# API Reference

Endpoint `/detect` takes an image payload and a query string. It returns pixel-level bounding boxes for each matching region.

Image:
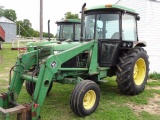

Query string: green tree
[43,32,54,38]
[16,19,33,37]
[0,8,4,16]
[33,31,40,37]
[17,20,48,37]
[3,9,17,22]
[65,12,79,19]
[23,19,32,27]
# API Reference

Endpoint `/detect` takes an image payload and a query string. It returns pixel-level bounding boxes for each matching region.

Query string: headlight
[127,42,132,47]
[121,42,132,48]
[122,42,127,47]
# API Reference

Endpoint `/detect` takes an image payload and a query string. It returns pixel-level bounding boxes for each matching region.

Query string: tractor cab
[83,4,144,67]
[56,19,81,41]
[26,19,81,52]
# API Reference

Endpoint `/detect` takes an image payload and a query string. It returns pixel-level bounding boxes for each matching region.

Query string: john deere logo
[51,61,56,68]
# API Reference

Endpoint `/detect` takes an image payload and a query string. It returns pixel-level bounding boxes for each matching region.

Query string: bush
[149,72,160,80]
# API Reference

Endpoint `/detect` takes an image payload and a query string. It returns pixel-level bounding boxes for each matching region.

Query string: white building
[0,16,16,43]
[118,0,160,73]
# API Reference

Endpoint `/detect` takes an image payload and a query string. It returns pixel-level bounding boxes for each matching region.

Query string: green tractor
[25,19,81,95]
[0,3,149,120]
[56,19,81,41]
[26,19,81,49]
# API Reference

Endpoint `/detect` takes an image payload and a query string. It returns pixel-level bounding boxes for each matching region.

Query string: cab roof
[84,4,138,15]
[56,19,81,24]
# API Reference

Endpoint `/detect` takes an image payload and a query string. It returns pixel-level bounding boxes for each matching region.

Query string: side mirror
[136,16,140,21]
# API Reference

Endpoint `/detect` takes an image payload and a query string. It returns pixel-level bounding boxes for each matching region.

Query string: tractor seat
[111,32,120,39]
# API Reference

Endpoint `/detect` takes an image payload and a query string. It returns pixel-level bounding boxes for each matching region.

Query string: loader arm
[0,40,97,120]
[32,40,96,119]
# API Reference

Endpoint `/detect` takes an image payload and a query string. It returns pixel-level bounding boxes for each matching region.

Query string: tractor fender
[133,41,146,48]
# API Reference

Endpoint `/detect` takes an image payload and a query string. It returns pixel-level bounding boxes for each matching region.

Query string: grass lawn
[0,43,160,120]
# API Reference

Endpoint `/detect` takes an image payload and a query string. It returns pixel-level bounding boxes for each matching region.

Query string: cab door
[96,13,121,67]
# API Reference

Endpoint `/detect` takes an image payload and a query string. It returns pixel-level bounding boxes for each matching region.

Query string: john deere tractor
[56,19,81,41]
[27,19,81,45]
[0,3,149,120]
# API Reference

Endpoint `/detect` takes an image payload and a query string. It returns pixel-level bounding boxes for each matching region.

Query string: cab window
[122,14,137,41]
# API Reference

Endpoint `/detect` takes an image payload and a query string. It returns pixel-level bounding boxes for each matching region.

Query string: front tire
[116,48,149,95]
[70,80,100,116]
[25,81,53,96]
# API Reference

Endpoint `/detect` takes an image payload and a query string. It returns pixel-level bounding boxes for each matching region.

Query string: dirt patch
[5,67,10,71]
[146,86,160,90]
[147,79,158,82]
[0,73,9,81]
[0,74,5,77]
[127,94,160,115]
[0,74,8,77]
[0,84,9,89]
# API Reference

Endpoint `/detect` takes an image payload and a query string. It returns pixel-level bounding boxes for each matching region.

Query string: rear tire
[70,80,100,117]
[116,48,149,95]
[25,81,53,96]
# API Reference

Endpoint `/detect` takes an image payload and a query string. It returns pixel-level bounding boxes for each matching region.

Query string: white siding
[0,22,16,43]
[0,17,16,43]
[118,0,160,73]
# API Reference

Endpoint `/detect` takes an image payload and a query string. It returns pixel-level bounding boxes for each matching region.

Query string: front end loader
[0,3,149,120]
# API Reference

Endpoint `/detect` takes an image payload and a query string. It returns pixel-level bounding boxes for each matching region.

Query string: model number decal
[51,61,56,68]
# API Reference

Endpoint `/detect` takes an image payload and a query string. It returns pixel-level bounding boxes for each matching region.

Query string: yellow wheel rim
[133,58,146,85]
[83,90,96,110]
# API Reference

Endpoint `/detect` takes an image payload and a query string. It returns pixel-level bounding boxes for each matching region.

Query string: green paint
[85,4,138,14]
[56,19,81,23]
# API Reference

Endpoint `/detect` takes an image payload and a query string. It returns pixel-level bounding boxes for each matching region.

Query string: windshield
[57,24,73,41]
[56,23,81,41]
[84,13,120,40]
[75,24,81,41]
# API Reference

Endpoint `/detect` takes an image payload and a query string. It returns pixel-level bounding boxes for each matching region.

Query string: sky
[0,0,119,35]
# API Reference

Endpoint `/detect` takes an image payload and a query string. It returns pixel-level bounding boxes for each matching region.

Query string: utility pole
[40,0,43,40]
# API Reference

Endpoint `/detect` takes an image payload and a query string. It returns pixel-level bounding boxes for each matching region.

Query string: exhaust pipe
[80,3,86,42]
[48,20,50,41]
